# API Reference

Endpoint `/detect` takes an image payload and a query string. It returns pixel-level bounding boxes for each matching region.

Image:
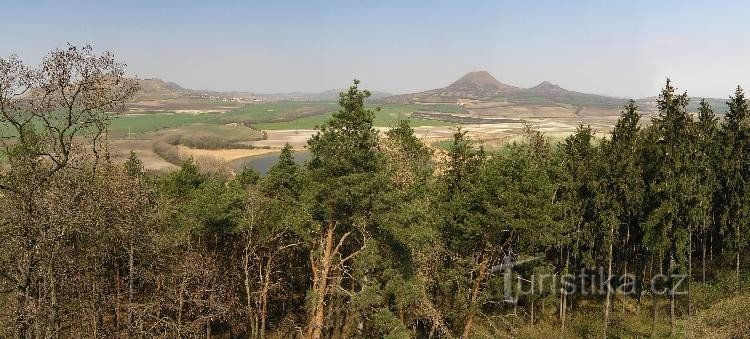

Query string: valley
[111,71,669,172]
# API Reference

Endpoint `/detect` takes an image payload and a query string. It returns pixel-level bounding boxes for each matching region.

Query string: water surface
[230,150,311,175]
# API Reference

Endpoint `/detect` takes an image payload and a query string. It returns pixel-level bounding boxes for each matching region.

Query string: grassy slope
[254,103,459,130]
[683,293,750,338]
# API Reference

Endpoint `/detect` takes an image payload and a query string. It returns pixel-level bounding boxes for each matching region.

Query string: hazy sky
[2,0,748,98]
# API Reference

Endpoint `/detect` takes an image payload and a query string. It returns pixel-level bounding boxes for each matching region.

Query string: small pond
[230,150,311,175]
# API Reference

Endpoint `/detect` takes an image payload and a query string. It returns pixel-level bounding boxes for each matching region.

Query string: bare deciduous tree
[0,44,137,338]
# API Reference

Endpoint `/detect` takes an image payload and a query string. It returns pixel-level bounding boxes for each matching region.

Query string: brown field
[109,138,178,172]
[470,105,577,118]
[107,115,623,172]
[105,104,628,173]
[126,97,244,113]
[176,145,278,162]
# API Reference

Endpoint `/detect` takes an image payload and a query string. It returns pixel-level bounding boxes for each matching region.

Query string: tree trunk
[560,288,566,337]
[702,228,706,285]
[737,252,741,283]
[651,295,658,337]
[243,238,258,338]
[115,267,121,333]
[48,259,59,339]
[177,279,185,338]
[650,255,659,337]
[669,253,675,336]
[16,257,32,339]
[462,255,488,338]
[692,231,693,315]
[734,220,742,286]
[738,223,742,282]
[306,220,337,339]
[603,224,614,337]
[128,238,135,335]
[670,287,675,336]
[260,260,272,339]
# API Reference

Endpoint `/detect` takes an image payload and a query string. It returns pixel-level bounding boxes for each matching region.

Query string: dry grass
[176,145,278,162]
[126,97,243,113]
[683,293,750,338]
[108,139,178,172]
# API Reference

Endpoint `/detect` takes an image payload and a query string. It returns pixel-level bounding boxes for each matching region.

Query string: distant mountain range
[381,70,728,113]
[132,78,259,102]
[258,89,392,102]
[132,73,729,114]
[131,78,391,103]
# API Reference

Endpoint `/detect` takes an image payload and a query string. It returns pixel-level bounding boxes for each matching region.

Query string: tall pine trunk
[603,224,614,337]
[692,231,693,315]
[702,228,706,285]
[669,253,675,336]
[736,223,741,282]
[128,238,135,334]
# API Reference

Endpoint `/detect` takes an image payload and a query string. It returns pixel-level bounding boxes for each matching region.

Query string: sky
[1,0,749,98]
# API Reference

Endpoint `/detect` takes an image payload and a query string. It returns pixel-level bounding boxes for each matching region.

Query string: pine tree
[261,143,301,199]
[718,86,750,282]
[124,151,145,178]
[558,125,598,272]
[600,99,645,334]
[304,80,386,339]
[694,99,719,285]
[644,79,693,334]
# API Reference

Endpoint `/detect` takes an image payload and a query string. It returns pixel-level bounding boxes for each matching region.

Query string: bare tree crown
[0,44,138,184]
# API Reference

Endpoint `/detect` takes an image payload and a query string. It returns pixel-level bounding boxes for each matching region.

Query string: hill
[382,71,625,109]
[132,78,259,102]
[383,70,518,104]
[133,79,391,103]
[258,88,392,102]
[126,78,259,112]
[512,80,627,109]
[129,78,190,101]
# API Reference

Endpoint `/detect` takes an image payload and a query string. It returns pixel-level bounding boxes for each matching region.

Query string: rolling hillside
[382,70,732,117]
[382,70,627,108]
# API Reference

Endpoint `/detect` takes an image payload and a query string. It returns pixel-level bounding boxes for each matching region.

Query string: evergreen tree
[261,143,302,199]
[718,86,750,281]
[124,150,145,178]
[644,79,694,333]
[694,99,719,284]
[383,120,433,186]
[558,124,599,272]
[600,100,645,333]
[304,80,388,338]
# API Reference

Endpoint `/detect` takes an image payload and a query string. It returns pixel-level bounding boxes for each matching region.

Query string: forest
[1,46,750,338]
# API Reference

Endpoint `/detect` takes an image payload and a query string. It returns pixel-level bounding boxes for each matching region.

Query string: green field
[175,124,263,140]
[254,103,460,130]
[1,102,461,142]
[220,102,338,124]
[108,112,221,137]
[254,113,333,130]
[106,102,460,136]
